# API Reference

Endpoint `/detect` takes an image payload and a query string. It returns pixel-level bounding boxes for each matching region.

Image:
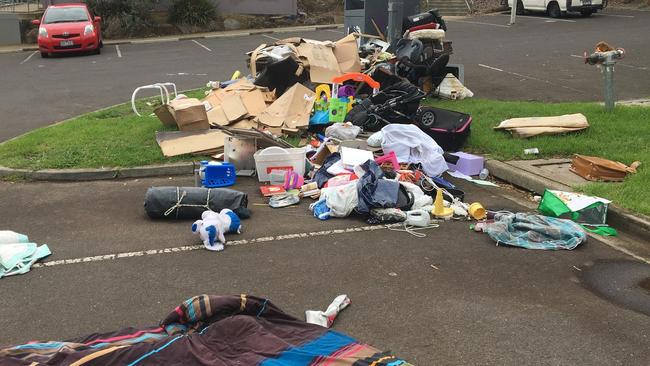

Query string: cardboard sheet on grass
[494,113,589,138]
[257,83,316,129]
[156,130,225,157]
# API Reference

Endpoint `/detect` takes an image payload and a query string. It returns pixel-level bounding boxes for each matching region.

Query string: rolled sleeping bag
[144,186,250,220]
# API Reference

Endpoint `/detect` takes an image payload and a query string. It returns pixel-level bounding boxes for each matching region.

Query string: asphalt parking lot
[0,176,649,365]
[0,9,649,142]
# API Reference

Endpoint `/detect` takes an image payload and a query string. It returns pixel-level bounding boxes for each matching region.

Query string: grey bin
[343,0,420,37]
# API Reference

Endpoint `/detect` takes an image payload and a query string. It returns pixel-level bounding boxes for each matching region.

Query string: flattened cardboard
[156,130,225,157]
[207,106,229,126]
[229,118,259,130]
[334,34,362,74]
[168,98,209,131]
[296,42,341,84]
[240,89,267,117]
[221,94,248,122]
[257,83,315,129]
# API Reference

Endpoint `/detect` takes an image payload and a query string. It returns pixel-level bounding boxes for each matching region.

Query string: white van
[507,0,607,17]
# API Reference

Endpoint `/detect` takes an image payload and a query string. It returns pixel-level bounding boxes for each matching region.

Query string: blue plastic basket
[201,162,236,188]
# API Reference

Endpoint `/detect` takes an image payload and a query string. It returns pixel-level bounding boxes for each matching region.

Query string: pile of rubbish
[126,10,628,254]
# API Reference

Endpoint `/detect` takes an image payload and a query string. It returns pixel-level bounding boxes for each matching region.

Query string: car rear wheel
[40,52,49,58]
[547,2,561,18]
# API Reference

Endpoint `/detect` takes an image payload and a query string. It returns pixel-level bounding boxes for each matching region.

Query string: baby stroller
[346,81,473,151]
[346,80,425,132]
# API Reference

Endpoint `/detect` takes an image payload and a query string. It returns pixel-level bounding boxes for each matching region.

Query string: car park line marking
[446,19,510,28]
[261,34,281,41]
[192,39,212,52]
[20,51,37,65]
[31,224,403,269]
[115,45,122,58]
[599,14,634,18]
[496,14,576,23]
[479,63,584,93]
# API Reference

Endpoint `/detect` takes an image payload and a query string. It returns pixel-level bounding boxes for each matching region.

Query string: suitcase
[415,106,473,152]
[570,154,640,182]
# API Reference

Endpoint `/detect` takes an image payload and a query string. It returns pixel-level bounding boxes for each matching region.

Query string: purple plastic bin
[447,152,484,176]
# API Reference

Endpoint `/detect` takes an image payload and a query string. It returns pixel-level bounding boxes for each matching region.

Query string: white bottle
[0,231,29,244]
[479,168,489,180]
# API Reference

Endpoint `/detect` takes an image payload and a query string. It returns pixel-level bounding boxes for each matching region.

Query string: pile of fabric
[0,294,413,366]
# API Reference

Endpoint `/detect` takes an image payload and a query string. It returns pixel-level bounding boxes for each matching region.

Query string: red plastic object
[374,151,400,171]
[407,22,440,33]
[332,73,380,89]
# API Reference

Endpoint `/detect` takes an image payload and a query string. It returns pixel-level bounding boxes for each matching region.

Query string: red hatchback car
[32,3,102,58]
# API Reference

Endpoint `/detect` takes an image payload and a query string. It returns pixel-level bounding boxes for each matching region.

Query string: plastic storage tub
[254,147,306,182]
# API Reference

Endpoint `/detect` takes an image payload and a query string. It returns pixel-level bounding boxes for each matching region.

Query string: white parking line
[447,19,510,28]
[261,34,281,41]
[32,224,404,269]
[20,51,38,65]
[115,44,122,58]
[598,14,635,18]
[478,63,584,93]
[192,39,212,52]
[496,14,577,23]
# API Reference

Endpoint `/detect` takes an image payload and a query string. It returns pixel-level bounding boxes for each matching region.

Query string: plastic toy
[432,188,453,219]
[192,209,242,251]
[310,84,332,125]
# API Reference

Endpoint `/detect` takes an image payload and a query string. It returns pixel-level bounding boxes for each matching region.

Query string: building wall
[0,13,22,46]
[42,0,297,16]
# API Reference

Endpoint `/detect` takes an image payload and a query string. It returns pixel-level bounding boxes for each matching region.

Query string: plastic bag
[325,122,361,140]
[319,181,359,218]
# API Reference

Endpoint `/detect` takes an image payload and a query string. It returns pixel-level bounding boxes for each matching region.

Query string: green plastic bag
[538,189,611,226]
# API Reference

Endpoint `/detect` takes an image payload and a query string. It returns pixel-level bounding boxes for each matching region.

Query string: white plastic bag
[367,131,384,147]
[400,181,433,210]
[325,122,361,140]
[319,181,359,217]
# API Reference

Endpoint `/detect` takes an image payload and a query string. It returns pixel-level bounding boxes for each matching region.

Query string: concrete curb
[0,163,194,182]
[0,24,343,54]
[486,159,650,240]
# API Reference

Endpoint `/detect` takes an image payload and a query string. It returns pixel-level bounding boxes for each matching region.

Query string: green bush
[168,0,218,27]
[86,0,158,38]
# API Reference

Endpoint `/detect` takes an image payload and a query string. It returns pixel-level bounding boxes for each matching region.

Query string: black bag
[415,107,473,152]
[144,187,250,220]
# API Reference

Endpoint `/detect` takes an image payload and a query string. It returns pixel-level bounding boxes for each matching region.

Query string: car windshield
[43,7,89,24]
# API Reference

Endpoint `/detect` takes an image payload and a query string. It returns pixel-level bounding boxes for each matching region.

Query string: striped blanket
[0,295,413,366]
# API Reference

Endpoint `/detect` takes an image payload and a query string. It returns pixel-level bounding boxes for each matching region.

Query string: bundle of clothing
[0,294,413,366]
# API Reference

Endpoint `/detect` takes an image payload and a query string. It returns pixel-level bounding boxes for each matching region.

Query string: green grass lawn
[0,89,208,170]
[0,95,648,216]
[430,99,650,216]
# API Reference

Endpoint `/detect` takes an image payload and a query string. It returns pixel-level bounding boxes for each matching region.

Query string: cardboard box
[168,98,210,131]
[310,144,339,166]
[257,83,315,129]
[334,34,362,74]
[154,104,177,127]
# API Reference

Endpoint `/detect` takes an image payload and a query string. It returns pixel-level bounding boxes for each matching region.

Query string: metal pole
[603,60,615,111]
[509,0,517,25]
[387,0,404,45]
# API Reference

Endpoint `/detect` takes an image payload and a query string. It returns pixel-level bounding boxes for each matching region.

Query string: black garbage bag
[144,187,250,220]
[254,56,308,96]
